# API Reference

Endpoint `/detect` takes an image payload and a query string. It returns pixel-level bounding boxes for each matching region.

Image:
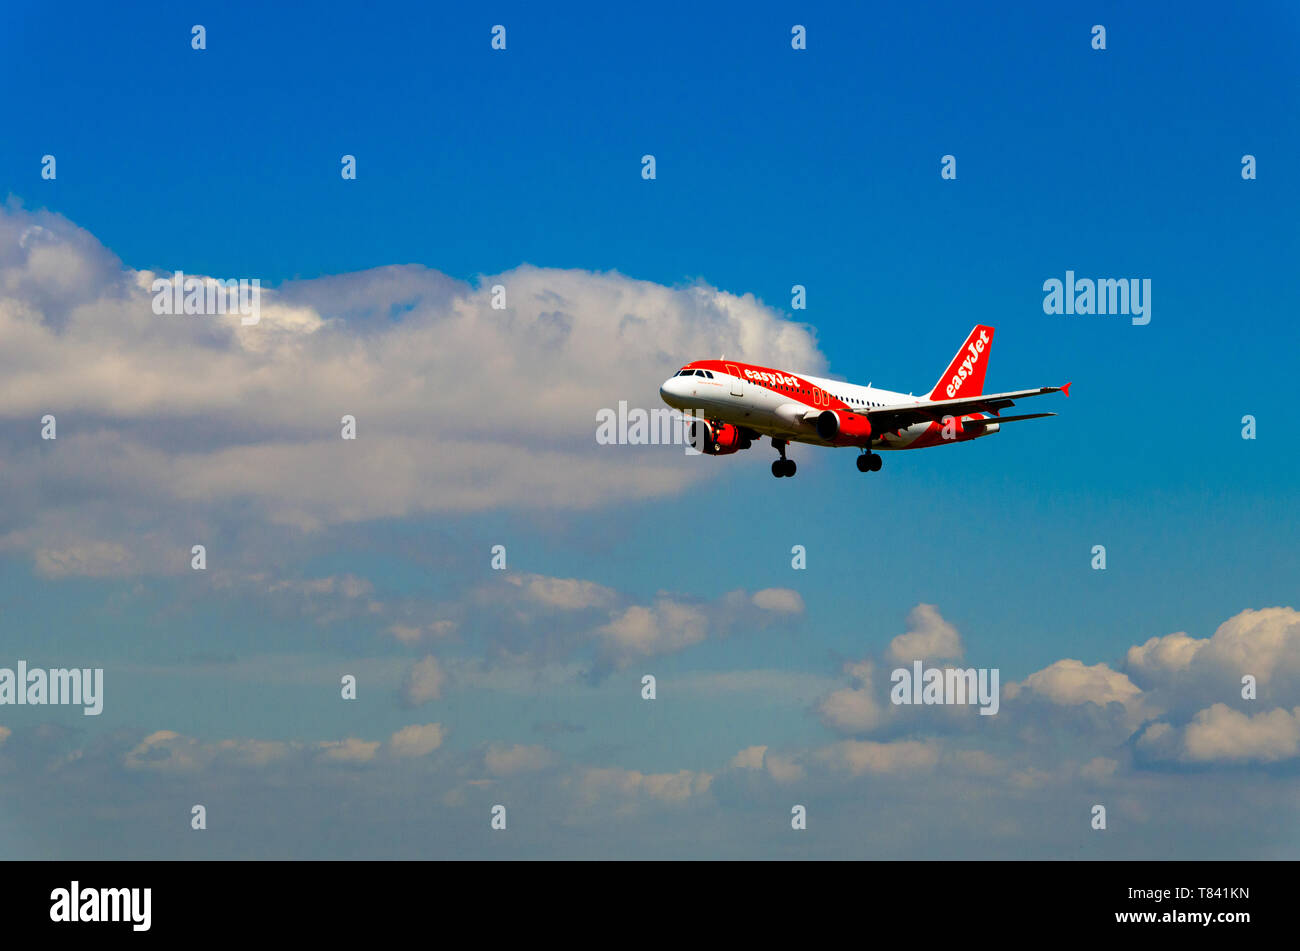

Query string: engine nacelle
[689,420,749,455]
[815,410,873,446]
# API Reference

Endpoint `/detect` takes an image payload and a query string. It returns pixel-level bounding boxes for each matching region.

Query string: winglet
[1061,381,1072,398]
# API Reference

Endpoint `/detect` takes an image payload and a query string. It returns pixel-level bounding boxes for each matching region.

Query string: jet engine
[689,420,750,455]
[815,410,873,446]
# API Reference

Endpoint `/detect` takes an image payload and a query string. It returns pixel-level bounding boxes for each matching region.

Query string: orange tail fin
[929,325,994,401]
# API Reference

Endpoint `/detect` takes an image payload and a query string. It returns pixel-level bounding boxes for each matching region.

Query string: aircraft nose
[660,376,683,405]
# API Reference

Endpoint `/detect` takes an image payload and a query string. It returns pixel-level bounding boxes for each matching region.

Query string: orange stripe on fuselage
[684,360,849,412]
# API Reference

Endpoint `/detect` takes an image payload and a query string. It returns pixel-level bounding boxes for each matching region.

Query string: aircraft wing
[863,384,1070,431]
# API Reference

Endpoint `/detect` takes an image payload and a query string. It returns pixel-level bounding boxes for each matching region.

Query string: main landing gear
[856,450,883,473]
[771,439,797,478]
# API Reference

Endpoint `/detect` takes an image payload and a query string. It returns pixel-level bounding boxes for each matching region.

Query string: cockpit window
[703,370,714,378]
[677,368,692,376]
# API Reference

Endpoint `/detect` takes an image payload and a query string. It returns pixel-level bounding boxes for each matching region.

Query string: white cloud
[388,723,447,758]
[821,739,940,776]
[507,574,617,611]
[886,604,963,663]
[0,206,825,574]
[818,659,887,734]
[1184,704,1300,762]
[1142,703,1300,764]
[594,597,710,666]
[751,588,804,614]
[400,655,447,706]
[1126,608,1300,708]
[34,541,132,579]
[123,731,198,772]
[1126,631,1202,675]
[764,753,805,784]
[385,620,456,644]
[728,745,804,782]
[731,746,767,769]
[1007,658,1143,709]
[586,587,806,669]
[124,730,294,772]
[315,738,381,764]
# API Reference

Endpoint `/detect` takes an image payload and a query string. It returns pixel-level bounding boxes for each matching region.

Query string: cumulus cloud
[584,586,806,670]
[123,730,203,772]
[1140,703,1300,764]
[315,738,382,765]
[818,659,888,734]
[818,606,986,737]
[727,744,805,783]
[764,753,806,783]
[1125,608,1300,710]
[1185,704,1300,762]
[388,723,447,758]
[886,604,963,663]
[594,597,710,665]
[32,601,1300,858]
[400,655,447,706]
[751,588,804,614]
[0,205,824,574]
[820,739,940,776]
[999,608,1300,753]
[1127,631,1203,675]
[1007,658,1143,709]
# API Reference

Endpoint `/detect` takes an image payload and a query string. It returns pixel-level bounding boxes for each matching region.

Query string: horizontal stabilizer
[962,412,1056,427]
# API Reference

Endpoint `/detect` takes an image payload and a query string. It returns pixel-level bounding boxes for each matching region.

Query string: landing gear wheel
[870,454,882,472]
[771,438,795,477]
[856,454,871,472]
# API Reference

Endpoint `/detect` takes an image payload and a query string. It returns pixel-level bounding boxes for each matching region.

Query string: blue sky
[1,0,1298,858]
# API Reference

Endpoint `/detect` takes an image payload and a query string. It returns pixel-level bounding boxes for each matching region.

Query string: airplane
[658,324,1069,477]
